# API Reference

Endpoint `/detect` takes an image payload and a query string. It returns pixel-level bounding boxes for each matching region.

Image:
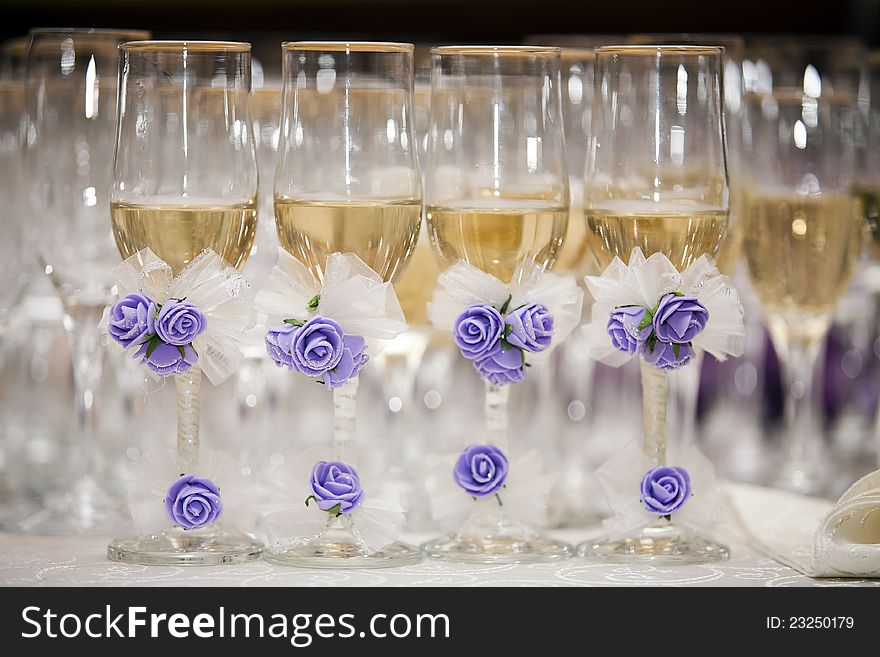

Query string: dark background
[2,0,880,72]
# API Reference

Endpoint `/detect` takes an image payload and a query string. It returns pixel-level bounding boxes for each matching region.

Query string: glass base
[107,526,263,566]
[4,476,127,536]
[577,522,729,564]
[264,528,422,569]
[421,505,572,563]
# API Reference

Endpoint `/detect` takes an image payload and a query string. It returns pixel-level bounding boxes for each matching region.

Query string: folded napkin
[728,472,880,578]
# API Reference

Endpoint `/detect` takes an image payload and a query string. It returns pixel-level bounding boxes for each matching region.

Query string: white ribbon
[429,449,553,528]
[100,248,254,385]
[255,249,407,355]
[257,448,407,554]
[428,259,584,362]
[582,247,745,366]
[124,445,257,538]
[596,439,725,537]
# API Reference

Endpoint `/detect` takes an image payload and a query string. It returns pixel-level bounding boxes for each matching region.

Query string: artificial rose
[453,444,509,497]
[108,293,156,348]
[642,340,692,370]
[134,341,199,377]
[265,323,299,369]
[505,303,553,353]
[473,341,525,386]
[154,300,207,346]
[308,461,364,514]
[652,293,709,344]
[290,316,345,377]
[453,304,504,360]
[640,466,691,515]
[321,334,369,388]
[607,305,649,355]
[164,474,223,529]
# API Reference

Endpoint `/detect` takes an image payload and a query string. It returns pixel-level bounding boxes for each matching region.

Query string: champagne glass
[268,41,422,567]
[17,28,149,535]
[423,45,570,562]
[741,90,861,494]
[580,46,731,562]
[107,41,262,564]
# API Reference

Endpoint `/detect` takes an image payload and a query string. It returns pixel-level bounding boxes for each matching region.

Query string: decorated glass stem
[641,361,668,467]
[104,41,262,565]
[332,378,359,462]
[484,383,511,452]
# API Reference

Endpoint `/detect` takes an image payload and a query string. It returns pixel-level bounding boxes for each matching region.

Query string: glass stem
[485,382,510,452]
[175,368,202,472]
[333,377,359,463]
[641,359,668,467]
[779,338,822,473]
[63,303,106,481]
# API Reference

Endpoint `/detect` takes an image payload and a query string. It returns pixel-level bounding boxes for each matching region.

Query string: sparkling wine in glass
[741,91,861,494]
[106,41,262,565]
[17,28,149,536]
[579,46,731,563]
[267,41,422,568]
[423,45,572,562]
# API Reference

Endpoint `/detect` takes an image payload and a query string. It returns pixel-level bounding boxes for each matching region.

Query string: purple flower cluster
[107,293,206,377]
[607,293,708,370]
[265,316,368,388]
[452,301,554,386]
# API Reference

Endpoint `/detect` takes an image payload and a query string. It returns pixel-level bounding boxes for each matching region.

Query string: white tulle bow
[100,248,254,385]
[124,446,256,537]
[255,249,407,355]
[597,439,725,536]
[429,449,553,528]
[582,247,745,366]
[428,259,584,361]
[257,449,406,554]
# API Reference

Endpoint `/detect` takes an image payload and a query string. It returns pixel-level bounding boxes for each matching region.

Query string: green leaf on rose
[307,293,321,312]
[673,343,680,359]
[645,333,658,353]
[326,502,342,517]
[283,318,305,327]
[144,335,163,359]
[504,323,513,338]
[304,495,316,508]
[637,307,654,332]
[177,345,187,359]
[499,295,512,315]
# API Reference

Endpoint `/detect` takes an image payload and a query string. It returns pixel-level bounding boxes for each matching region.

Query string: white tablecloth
[1,530,877,587]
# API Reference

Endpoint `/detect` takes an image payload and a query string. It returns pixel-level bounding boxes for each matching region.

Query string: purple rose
[506,303,553,353]
[155,300,206,346]
[108,293,156,348]
[453,304,504,360]
[642,340,692,370]
[607,305,650,355]
[653,294,708,344]
[473,341,525,386]
[266,323,299,369]
[640,466,691,515]
[453,444,509,497]
[134,341,199,377]
[292,316,345,376]
[308,461,364,514]
[321,334,369,388]
[164,474,222,529]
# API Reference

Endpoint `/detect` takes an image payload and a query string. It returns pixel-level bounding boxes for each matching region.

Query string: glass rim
[119,40,251,52]
[559,47,598,60]
[28,27,151,40]
[431,45,562,56]
[595,45,725,56]
[627,33,745,48]
[282,41,414,53]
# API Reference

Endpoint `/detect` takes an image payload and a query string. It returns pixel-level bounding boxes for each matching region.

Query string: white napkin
[728,471,880,578]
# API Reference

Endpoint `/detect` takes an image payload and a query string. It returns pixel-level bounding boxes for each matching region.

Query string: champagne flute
[107,41,262,564]
[268,41,422,567]
[17,28,149,535]
[580,46,731,562]
[741,90,861,494]
[423,45,570,562]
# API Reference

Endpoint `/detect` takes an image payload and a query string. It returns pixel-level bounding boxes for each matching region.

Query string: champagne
[854,183,880,260]
[585,201,730,271]
[555,179,595,275]
[742,192,860,343]
[110,199,258,274]
[273,197,421,283]
[426,200,567,283]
